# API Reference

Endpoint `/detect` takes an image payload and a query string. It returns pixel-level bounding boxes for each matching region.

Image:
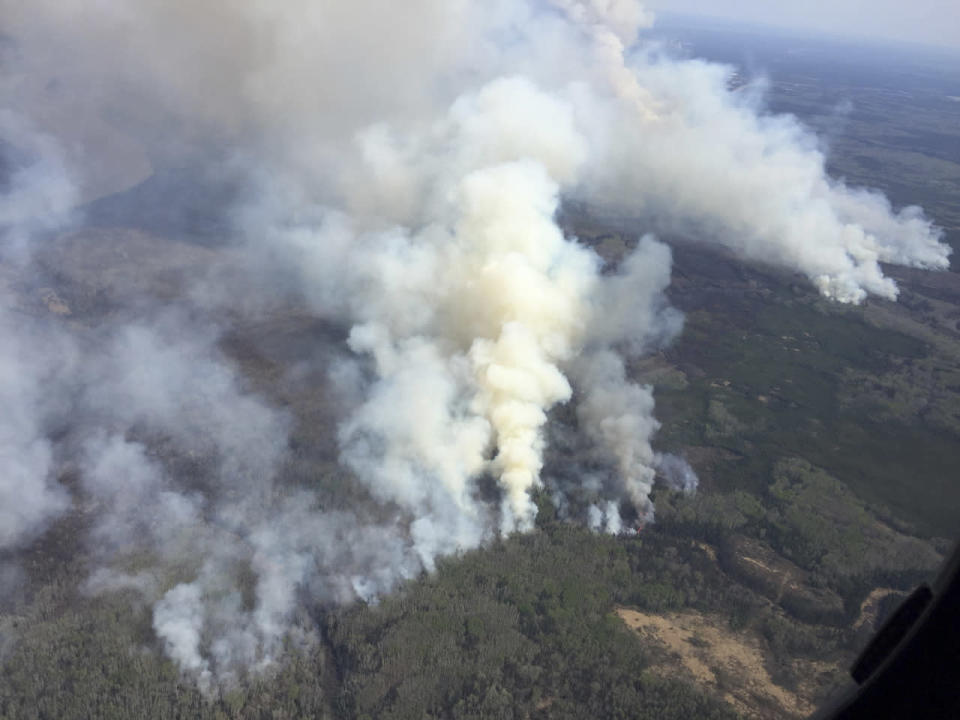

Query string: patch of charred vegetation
[82,166,243,247]
[34,269,121,320]
[0,504,95,613]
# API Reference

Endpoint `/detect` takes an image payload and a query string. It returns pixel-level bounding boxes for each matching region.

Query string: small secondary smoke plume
[0,0,949,688]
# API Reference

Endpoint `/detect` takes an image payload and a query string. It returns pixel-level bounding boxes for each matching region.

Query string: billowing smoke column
[0,0,949,688]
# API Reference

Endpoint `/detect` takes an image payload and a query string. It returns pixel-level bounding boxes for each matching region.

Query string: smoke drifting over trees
[0,0,949,687]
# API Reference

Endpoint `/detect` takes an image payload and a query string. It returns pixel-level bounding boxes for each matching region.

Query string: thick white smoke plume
[0,0,949,688]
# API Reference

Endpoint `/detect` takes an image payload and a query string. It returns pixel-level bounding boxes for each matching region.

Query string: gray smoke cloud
[0,301,72,551]
[0,0,949,689]
[0,114,77,552]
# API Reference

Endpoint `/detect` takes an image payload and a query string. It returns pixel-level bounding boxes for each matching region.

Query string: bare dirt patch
[852,587,903,632]
[617,607,832,719]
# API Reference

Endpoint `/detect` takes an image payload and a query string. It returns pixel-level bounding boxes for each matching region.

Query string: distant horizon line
[647,9,960,60]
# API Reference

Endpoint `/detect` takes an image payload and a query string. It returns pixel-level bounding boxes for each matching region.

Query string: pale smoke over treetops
[0,0,950,688]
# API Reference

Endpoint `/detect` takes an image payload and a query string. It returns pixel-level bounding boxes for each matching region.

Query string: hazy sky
[647,0,960,49]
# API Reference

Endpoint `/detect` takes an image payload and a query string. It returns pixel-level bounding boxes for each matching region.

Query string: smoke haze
[0,0,949,688]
